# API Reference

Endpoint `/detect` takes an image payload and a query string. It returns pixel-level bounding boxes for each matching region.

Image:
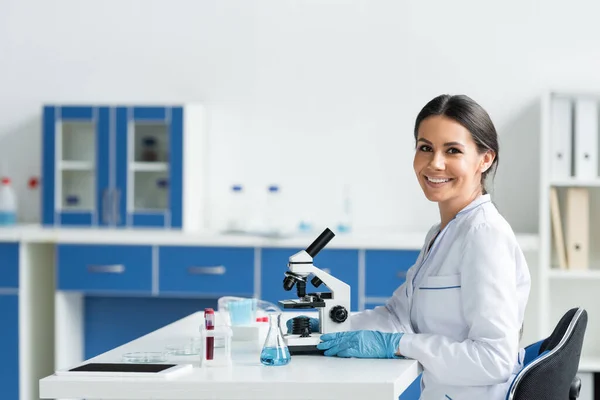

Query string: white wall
[2,0,600,234]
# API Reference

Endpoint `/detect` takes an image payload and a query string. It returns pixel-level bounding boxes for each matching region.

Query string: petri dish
[122,352,168,363]
[165,337,202,356]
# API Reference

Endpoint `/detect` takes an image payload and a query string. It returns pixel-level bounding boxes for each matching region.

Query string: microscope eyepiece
[305,228,335,258]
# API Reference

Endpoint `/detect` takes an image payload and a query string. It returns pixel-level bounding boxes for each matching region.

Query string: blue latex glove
[316,330,404,359]
[286,315,320,334]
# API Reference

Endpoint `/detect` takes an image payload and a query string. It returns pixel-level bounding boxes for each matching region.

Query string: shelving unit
[42,104,207,230]
[548,269,600,279]
[539,92,600,384]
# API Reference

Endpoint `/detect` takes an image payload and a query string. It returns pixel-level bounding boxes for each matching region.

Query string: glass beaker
[260,313,291,366]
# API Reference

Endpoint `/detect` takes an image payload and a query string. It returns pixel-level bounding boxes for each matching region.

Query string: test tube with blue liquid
[260,312,291,366]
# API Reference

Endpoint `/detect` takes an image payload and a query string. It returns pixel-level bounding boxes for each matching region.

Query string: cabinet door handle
[102,189,110,224]
[87,264,126,274]
[397,271,407,279]
[113,188,121,225]
[187,266,226,275]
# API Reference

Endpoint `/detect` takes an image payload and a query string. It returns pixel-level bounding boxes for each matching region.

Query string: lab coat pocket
[418,274,465,337]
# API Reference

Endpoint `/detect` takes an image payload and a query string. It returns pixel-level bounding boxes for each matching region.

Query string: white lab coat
[351,194,531,400]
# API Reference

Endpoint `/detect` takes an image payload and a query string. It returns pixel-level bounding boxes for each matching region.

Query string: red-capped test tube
[204,308,215,360]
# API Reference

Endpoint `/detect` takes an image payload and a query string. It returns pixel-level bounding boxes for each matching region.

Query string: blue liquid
[260,346,291,366]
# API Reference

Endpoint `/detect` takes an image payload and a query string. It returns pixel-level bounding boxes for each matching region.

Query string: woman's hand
[316,330,404,359]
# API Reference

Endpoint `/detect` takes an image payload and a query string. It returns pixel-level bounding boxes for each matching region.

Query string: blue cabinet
[261,248,359,311]
[399,375,422,400]
[365,250,419,297]
[42,106,109,226]
[57,244,153,294]
[158,246,255,296]
[0,243,19,288]
[0,243,19,400]
[0,295,18,400]
[42,104,206,230]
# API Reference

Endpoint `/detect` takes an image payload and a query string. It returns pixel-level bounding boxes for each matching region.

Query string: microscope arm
[288,259,350,301]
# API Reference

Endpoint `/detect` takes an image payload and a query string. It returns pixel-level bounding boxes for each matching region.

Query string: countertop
[0,224,539,251]
[39,312,422,400]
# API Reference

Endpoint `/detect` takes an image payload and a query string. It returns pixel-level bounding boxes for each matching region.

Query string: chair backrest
[507,307,588,400]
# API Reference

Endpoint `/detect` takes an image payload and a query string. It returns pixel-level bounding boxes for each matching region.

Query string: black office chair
[507,307,588,400]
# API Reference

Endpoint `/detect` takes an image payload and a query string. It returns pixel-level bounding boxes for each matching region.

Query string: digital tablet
[55,362,193,379]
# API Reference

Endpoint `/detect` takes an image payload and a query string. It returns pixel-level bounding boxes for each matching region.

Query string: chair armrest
[569,376,581,400]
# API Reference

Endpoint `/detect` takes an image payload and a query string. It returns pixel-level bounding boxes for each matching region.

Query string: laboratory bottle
[260,313,291,366]
[264,185,282,236]
[141,136,158,162]
[0,177,17,226]
[226,184,246,233]
[156,177,169,210]
[336,184,353,233]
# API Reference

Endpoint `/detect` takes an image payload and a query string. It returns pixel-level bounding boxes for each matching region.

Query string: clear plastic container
[217,296,280,327]
[122,352,168,363]
[165,337,202,356]
[200,326,232,367]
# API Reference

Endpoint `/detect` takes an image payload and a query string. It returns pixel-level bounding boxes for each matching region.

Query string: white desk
[39,312,422,400]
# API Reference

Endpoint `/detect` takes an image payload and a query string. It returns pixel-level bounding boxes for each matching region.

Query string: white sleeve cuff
[398,333,416,359]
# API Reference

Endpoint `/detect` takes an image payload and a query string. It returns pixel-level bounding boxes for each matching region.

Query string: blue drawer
[365,250,419,297]
[57,244,153,293]
[0,243,19,288]
[158,246,254,296]
[261,248,359,311]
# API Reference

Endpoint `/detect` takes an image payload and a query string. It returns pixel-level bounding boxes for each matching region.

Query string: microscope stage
[278,299,326,308]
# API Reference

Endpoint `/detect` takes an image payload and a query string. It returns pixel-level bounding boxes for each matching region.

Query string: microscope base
[289,344,324,356]
[285,334,324,356]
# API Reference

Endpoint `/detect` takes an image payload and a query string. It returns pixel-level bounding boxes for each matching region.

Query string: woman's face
[413,115,494,205]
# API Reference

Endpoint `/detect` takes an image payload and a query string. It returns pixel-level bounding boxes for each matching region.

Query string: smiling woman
[413,94,500,230]
[312,93,531,400]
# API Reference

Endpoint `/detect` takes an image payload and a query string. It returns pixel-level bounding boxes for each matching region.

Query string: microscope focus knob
[311,276,323,287]
[329,305,348,323]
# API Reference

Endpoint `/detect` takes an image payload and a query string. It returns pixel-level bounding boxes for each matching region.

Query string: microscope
[279,228,351,355]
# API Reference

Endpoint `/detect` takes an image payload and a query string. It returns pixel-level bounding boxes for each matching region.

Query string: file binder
[573,99,599,180]
[549,187,568,269]
[565,187,589,270]
[550,97,573,180]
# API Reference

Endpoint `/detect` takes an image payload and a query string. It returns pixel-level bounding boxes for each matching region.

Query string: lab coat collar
[427,194,491,244]
[455,193,491,217]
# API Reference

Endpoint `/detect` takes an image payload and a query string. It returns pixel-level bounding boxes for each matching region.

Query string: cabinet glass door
[43,106,108,226]
[116,107,176,228]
